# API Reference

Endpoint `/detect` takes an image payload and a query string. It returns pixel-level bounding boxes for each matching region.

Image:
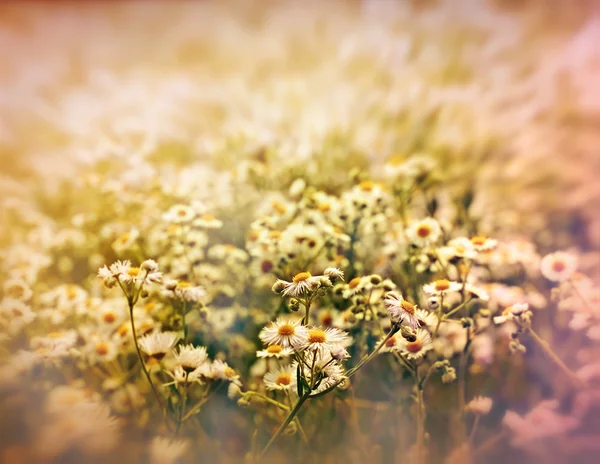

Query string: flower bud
[271,280,287,294]
[289,298,300,312]
[428,297,440,310]
[164,279,178,291]
[369,274,382,285]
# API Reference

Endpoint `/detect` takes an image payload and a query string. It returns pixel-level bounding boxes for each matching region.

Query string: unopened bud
[428,297,440,310]
[289,298,300,312]
[369,274,382,285]
[272,280,286,294]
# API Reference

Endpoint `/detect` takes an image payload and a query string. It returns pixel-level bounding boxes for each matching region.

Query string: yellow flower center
[387,154,405,166]
[269,230,282,239]
[358,180,374,192]
[225,367,236,378]
[276,373,292,386]
[200,213,216,221]
[127,267,140,277]
[406,340,423,353]
[416,224,432,238]
[400,300,416,315]
[271,200,287,215]
[6,285,25,299]
[385,336,397,348]
[348,277,362,289]
[177,281,192,289]
[308,329,327,344]
[176,207,189,217]
[435,279,450,291]
[277,324,295,336]
[95,342,110,356]
[266,345,283,354]
[318,203,331,212]
[552,259,566,273]
[471,236,487,246]
[103,312,117,323]
[293,271,311,283]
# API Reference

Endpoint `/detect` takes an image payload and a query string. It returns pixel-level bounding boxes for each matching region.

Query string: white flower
[256,344,294,358]
[138,331,180,360]
[324,267,344,281]
[464,283,489,301]
[3,278,33,301]
[342,276,366,299]
[264,364,297,391]
[383,291,421,329]
[259,318,308,349]
[493,303,529,325]
[540,251,577,282]
[398,328,433,360]
[465,396,493,415]
[406,218,441,246]
[210,359,241,385]
[194,213,223,229]
[163,204,196,223]
[378,333,402,353]
[298,326,351,356]
[173,344,209,372]
[173,281,206,302]
[278,271,322,297]
[470,236,497,252]
[423,279,463,296]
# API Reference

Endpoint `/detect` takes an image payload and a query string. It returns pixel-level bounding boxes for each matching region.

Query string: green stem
[128,301,165,415]
[260,391,311,458]
[415,368,426,464]
[244,392,290,411]
[433,294,444,338]
[443,297,473,320]
[528,328,582,386]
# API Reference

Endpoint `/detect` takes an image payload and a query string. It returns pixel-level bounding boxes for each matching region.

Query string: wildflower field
[0,1,599,463]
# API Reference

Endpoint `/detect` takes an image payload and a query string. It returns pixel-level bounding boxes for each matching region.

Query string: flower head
[541,251,577,282]
[259,318,308,349]
[383,291,421,329]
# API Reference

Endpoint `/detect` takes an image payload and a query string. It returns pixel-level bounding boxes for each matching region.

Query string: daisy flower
[299,326,351,356]
[493,303,529,325]
[540,251,577,282]
[342,276,366,299]
[378,333,403,353]
[263,364,297,391]
[194,213,223,229]
[3,278,33,301]
[165,365,203,385]
[406,217,441,246]
[398,328,433,360]
[324,267,344,281]
[173,344,209,373]
[173,281,206,302]
[383,291,421,329]
[278,271,321,297]
[465,396,493,415]
[259,318,308,349]
[138,331,180,362]
[256,344,294,358]
[163,204,196,223]
[415,308,438,330]
[210,359,242,385]
[464,283,489,301]
[470,236,497,252]
[423,279,462,296]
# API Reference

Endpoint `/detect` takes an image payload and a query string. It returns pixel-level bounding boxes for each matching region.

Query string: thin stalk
[443,297,473,320]
[468,414,481,443]
[260,391,311,458]
[433,294,445,338]
[128,301,165,414]
[528,328,582,386]
[415,368,426,464]
[245,392,290,411]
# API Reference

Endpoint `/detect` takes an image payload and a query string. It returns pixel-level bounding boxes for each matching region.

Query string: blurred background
[0,1,599,463]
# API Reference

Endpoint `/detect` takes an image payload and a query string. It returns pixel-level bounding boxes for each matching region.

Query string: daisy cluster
[0,1,599,463]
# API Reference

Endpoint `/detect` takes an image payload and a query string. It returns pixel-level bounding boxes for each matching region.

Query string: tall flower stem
[415,368,426,464]
[528,328,582,386]
[260,391,311,458]
[128,299,166,414]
